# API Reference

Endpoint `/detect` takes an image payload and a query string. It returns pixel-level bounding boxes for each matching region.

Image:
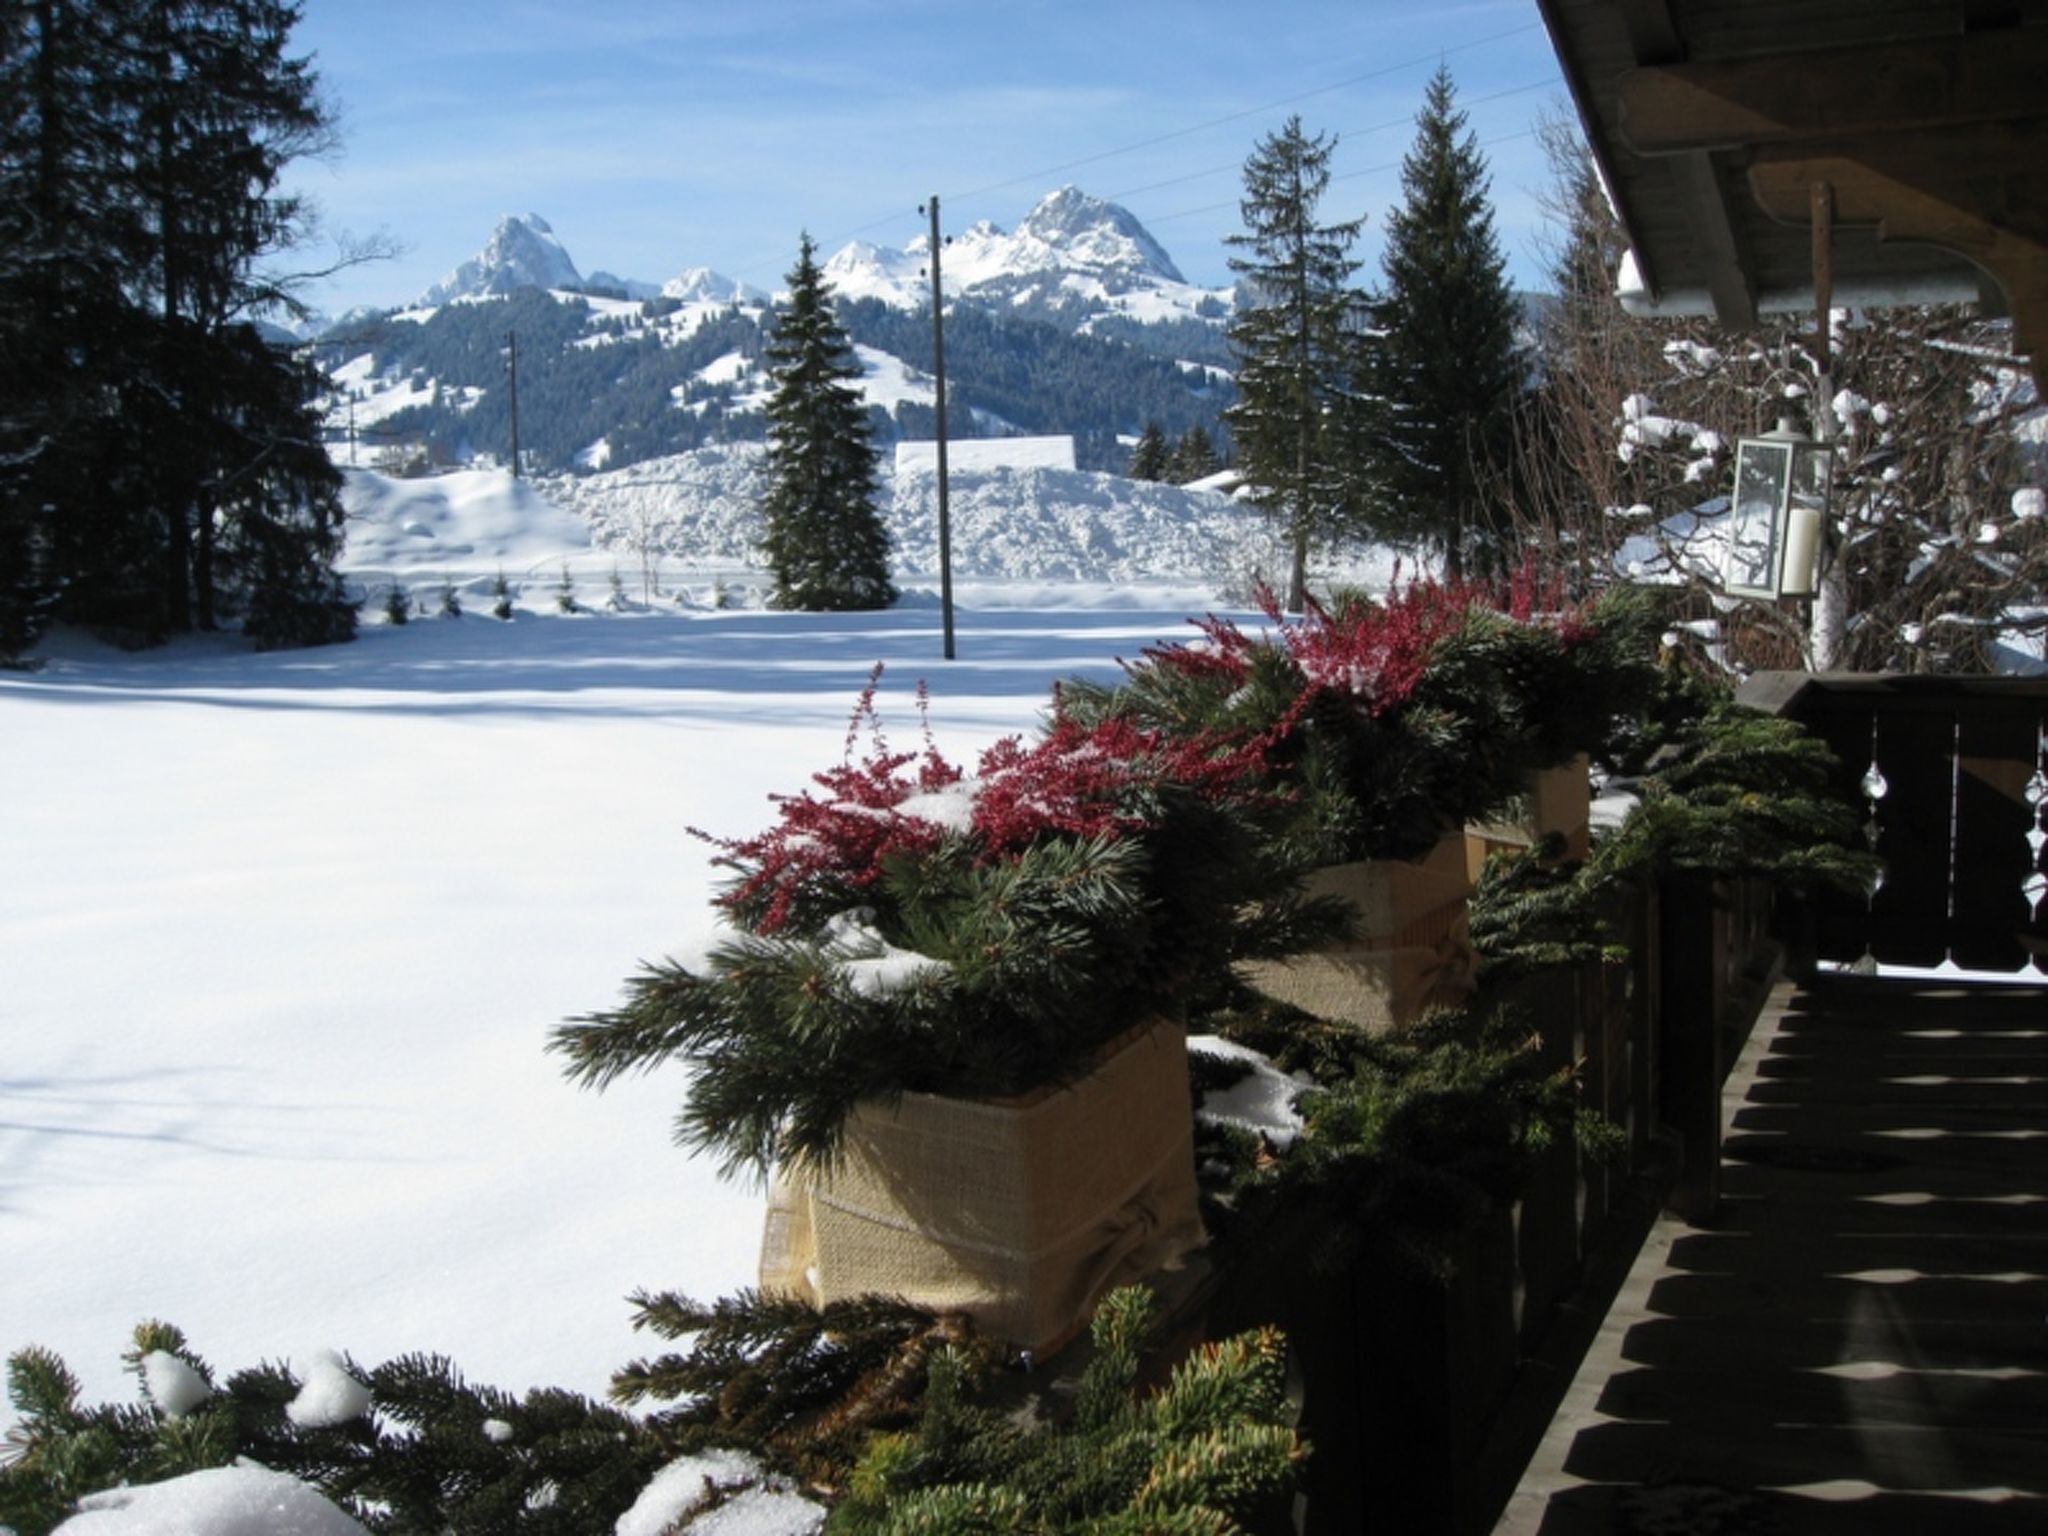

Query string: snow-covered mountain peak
[819,187,1217,323]
[1013,186,1184,284]
[822,239,926,305]
[660,266,766,305]
[419,214,583,306]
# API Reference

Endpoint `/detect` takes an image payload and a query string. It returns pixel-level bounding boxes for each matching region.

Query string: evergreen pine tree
[0,0,352,650]
[1171,424,1219,484]
[1127,421,1170,481]
[1223,117,1369,612]
[759,233,894,611]
[1366,67,1525,579]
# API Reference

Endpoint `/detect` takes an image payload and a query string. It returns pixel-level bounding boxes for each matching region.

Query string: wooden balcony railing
[1738,673,2048,976]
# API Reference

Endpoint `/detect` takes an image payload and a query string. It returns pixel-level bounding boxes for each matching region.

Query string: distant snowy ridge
[403,188,1211,324]
[660,265,768,305]
[821,186,1228,325]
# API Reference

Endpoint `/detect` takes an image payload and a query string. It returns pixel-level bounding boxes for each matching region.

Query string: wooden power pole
[506,330,522,479]
[922,196,956,660]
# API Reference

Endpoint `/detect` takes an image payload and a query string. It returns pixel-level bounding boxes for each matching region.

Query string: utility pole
[922,195,956,660]
[506,329,522,479]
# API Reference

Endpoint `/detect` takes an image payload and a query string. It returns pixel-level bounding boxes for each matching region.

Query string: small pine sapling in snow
[712,576,732,610]
[607,564,629,612]
[383,580,411,625]
[490,569,514,621]
[555,564,577,614]
[438,581,462,618]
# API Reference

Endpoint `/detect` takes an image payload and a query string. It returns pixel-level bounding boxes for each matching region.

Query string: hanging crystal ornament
[2026,723,2047,929]
[1851,716,1886,975]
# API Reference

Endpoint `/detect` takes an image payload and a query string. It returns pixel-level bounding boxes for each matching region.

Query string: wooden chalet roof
[1536,0,2048,383]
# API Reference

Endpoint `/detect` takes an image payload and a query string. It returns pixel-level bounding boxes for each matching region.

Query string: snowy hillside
[339,467,594,572]
[338,451,1397,613]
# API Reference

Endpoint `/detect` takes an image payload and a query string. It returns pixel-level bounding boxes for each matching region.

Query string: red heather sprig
[1130,612,1259,687]
[1250,564,1601,718]
[697,669,1278,931]
[969,711,1268,855]
[1271,580,1478,716]
[695,667,964,933]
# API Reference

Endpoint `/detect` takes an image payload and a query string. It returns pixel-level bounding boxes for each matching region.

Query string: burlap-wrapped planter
[759,1019,1205,1357]
[1464,754,1592,880]
[1238,832,1475,1033]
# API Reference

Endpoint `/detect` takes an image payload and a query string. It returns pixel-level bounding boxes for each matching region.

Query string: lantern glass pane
[1728,439,1791,596]
[1790,442,1832,513]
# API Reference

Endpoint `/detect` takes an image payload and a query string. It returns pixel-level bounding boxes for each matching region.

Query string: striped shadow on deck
[1498,974,2048,1535]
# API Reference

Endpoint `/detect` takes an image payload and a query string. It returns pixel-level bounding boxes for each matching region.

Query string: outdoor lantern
[1725,419,1831,599]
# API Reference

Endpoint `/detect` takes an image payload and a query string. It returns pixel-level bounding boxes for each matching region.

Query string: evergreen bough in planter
[1062,576,1661,869]
[553,674,1331,1177]
[1467,679,1880,989]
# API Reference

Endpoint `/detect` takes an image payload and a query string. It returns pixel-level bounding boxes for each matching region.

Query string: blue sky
[282,0,1571,315]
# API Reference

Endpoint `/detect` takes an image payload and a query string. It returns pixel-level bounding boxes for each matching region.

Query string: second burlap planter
[760,1019,1205,1357]
[1464,754,1593,880]
[1238,832,1476,1033]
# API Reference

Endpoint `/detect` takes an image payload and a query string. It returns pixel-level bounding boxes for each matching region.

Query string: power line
[724,28,1551,288]
[1103,78,1555,205]
[1136,125,1545,230]
[942,19,1543,207]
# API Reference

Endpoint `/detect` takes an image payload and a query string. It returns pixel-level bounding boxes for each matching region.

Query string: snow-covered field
[1,465,1323,1430]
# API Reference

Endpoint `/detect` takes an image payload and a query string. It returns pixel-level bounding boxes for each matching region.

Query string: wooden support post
[1812,180,1834,375]
[1659,872,1723,1223]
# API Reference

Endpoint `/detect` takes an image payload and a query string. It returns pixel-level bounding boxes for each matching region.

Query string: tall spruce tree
[759,233,894,611]
[0,0,352,651]
[1224,116,1368,612]
[0,0,146,652]
[1367,67,1524,579]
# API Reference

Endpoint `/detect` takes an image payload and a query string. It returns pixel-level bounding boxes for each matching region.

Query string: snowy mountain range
[411,189,1229,328]
[321,189,1237,484]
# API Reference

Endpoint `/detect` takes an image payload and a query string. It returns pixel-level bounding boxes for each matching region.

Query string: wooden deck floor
[1497,973,2048,1534]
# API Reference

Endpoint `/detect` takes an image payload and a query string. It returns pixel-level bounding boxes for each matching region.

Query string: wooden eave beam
[1673,151,1757,329]
[1749,123,2048,388]
[1532,0,1671,299]
[1618,30,2048,155]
